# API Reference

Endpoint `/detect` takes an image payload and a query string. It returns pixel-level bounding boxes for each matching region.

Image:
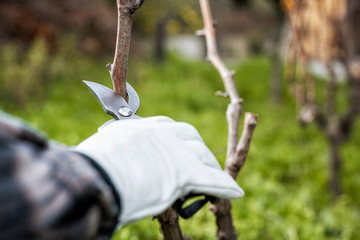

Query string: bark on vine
[197,0,258,239]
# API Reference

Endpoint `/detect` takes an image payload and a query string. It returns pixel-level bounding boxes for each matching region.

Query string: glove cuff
[75,152,122,217]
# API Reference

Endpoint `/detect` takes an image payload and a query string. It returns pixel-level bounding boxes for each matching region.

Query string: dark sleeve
[0,116,120,240]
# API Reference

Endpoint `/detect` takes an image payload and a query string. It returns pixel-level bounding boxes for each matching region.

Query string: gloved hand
[75,116,244,226]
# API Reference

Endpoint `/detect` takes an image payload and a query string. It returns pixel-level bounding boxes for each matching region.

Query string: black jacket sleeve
[0,113,120,240]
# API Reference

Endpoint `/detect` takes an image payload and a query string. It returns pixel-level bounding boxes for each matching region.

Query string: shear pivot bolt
[119,107,132,117]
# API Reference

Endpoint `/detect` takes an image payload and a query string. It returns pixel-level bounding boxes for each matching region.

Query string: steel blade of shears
[83,81,140,120]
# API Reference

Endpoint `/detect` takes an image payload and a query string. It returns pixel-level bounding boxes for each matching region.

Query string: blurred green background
[0,0,359,239]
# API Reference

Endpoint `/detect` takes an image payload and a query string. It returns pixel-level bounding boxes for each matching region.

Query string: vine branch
[197,0,258,239]
[107,0,145,99]
[107,2,185,238]
[156,208,189,240]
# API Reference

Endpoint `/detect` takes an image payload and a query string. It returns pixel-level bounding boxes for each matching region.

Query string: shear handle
[173,193,218,219]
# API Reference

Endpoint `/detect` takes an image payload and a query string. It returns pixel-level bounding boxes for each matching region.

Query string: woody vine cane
[197,0,258,239]
[95,0,186,240]
[107,0,145,99]
[156,1,259,238]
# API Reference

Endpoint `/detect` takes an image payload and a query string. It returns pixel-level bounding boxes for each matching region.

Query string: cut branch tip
[244,112,259,125]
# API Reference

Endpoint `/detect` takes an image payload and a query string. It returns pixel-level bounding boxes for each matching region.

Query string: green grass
[1,52,360,240]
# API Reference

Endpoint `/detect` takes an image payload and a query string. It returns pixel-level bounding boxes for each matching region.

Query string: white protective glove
[75,116,244,225]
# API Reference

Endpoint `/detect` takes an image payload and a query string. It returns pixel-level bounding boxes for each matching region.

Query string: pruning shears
[83,80,218,219]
